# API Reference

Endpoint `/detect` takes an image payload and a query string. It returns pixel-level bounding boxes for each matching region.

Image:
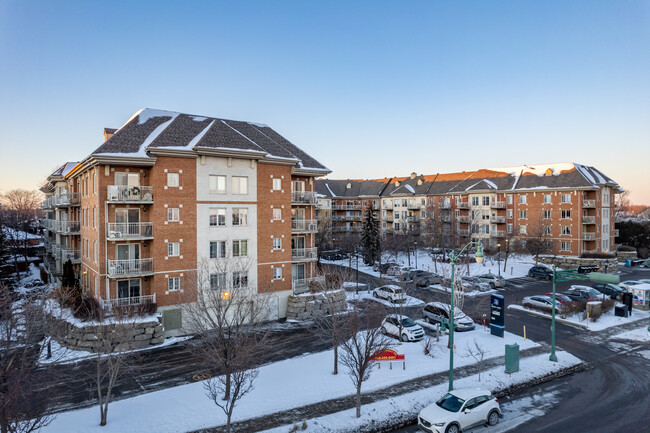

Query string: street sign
[490,294,505,338]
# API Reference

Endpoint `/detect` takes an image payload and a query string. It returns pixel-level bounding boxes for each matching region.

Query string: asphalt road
[388,265,650,433]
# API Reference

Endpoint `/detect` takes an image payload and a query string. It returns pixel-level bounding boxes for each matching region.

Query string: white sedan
[619,280,650,292]
[418,387,501,433]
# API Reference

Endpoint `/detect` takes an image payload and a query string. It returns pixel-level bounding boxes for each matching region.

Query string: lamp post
[497,243,501,276]
[415,241,418,269]
[355,246,360,294]
[550,264,558,362]
[448,240,483,391]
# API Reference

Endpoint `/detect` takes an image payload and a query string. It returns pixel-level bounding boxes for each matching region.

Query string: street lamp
[448,240,483,391]
[355,246,360,294]
[415,241,418,269]
[497,243,501,276]
[550,265,558,362]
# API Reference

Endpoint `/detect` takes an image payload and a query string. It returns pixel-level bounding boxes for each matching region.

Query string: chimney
[104,128,117,142]
[410,172,416,179]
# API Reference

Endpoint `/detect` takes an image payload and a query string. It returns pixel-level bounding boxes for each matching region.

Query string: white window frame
[168,208,180,222]
[544,194,552,204]
[561,193,571,203]
[273,178,282,191]
[232,176,249,195]
[232,240,248,257]
[232,208,248,226]
[273,208,282,221]
[561,241,571,251]
[168,242,180,257]
[210,241,226,259]
[167,172,180,187]
[209,175,227,194]
[273,267,282,280]
[210,208,226,226]
[168,277,180,292]
[273,238,282,250]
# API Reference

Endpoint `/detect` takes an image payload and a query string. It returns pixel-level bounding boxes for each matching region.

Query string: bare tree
[0,189,42,276]
[0,287,55,433]
[182,257,272,428]
[336,233,362,269]
[465,338,488,381]
[339,303,392,418]
[525,216,554,263]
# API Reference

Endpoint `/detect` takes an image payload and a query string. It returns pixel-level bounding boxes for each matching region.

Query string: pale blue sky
[0,0,648,203]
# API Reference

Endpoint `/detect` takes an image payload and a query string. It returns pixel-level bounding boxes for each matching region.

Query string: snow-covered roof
[92,108,329,172]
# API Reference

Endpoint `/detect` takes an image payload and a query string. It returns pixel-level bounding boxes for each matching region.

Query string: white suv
[418,387,501,433]
[373,285,406,303]
[381,315,424,342]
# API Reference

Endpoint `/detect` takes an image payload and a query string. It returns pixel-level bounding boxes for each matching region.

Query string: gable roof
[91,108,329,172]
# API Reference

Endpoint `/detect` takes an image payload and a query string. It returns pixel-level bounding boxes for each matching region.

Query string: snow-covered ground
[40,329,537,433]
[347,289,425,308]
[611,325,650,342]
[424,283,498,297]
[508,304,650,332]
[258,352,581,433]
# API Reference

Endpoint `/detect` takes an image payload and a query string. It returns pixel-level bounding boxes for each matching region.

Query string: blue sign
[490,294,504,338]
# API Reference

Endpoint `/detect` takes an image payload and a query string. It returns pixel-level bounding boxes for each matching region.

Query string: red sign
[371,349,405,361]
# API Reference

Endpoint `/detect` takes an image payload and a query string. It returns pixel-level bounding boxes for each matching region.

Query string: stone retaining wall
[616,251,638,260]
[537,255,618,273]
[286,289,347,320]
[48,314,165,353]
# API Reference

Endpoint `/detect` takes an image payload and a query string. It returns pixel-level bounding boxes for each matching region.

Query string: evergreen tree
[361,204,381,265]
[61,259,77,288]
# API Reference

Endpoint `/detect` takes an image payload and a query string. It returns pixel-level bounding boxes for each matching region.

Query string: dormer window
[545,168,553,176]
[346,183,351,189]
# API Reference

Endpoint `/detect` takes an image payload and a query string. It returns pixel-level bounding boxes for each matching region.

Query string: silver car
[475,273,505,289]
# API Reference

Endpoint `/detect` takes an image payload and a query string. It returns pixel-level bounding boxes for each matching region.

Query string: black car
[565,286,605,302]
[321,250,348,261]
[528,266,553,280]
[373,262,399,273]
[591,283,625,300]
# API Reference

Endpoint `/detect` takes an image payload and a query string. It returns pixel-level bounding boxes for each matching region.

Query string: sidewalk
[192,345,554,433]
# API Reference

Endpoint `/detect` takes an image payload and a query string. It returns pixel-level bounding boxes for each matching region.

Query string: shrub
[422,338,435,357]
[617,245,636,252]
[601,299,615,314]
[563,301,587,317]
[113,302,157,318]
[73,296,103,322]
[580,252,616,259]
[39,265,49,284]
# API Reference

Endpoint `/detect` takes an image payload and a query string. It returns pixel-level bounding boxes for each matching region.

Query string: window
[603,189,610,206]
[168,277,180,292]
[507,223,513,234]
[402,199,407,206]
[507,209,513,219]
[94,241,97,263]
[167,173,179,187]
[233,271,248,288]
[561,193,571,203]
[273,238,282,250]
[232,208,248,226]
[209,175,226,194]
[272,178,282,191]
[232,176,248,194]
[507,194,513,204]
[519,210,527,219]
[429,198,434,206]
[394,222,400,230]
[544,226,551,235]
[273,267,282,280]
[482,210,489,220]
[561,241,571,251]
[561,210,571,219]
[93,208,96,228]
[168,208,180,222]
[168,242,180,257]
[481,225,490,234]
[209,241,226,259]
[394,213,399,220]
[561,226,571,235]
[482,196,490,206]
[210,273,226,290]
[210,208,226,226]
[544,210,552,219]
[471,197,479,206]
[273,208,282,220]
[520,225,527,234]
[519,195,527,204]
[544,194,552,204]
[602,238,610,251]
[232,240,248,257]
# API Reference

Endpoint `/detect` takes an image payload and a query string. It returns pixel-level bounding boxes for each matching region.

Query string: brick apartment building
[40,109,329,330]
[316,163,621,256]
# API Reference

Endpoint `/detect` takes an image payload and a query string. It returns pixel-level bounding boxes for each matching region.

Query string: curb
[508,305,589,329]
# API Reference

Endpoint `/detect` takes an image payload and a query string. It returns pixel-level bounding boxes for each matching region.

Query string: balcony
[438,202,452,209]
[41,197,55,209]
[382,202,393,210]
[407,203,421,210]
[458,229,470,237]
[292,276,326,295]
[490,201,506,209]
[291,247,318,261]
[407,216,419,222]
[440,215,451,223]
[107,185,154,203]
[99,294,156,311]
[344,214,363,221]
[490,215,506,224]
[107,222,154,240]
[332,204,361,211]
[582,233,596,241]
[107,258,154,278]
[383,215,394,222]
[457,202,470,209]
[583,200,596,208]
[582,216,596,224]
[59,248,81,264]
[55,192,80,207]
[55,220,81,235]
[493,231,506,238]
[291,191,317,205]
[457,215,470,223]
[335,226,361,233]
[40,219,55,230]
[291,219,318,233]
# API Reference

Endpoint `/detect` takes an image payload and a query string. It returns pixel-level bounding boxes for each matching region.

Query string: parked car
[418,387,501,433]
[565,285,606,302]
[591,283,626,300]
[373,261,399,273]
[373,285,406,303]
[639,279,650,285]
[320,250,348,261]
[475,273,506,289]
[381,314,425,342]
[544,293,577,306]
[389,266,415,277]
[422,302,475,331]
[527,266,553,280]
[523,295,563,311]
[412,271,443,287]
[619,280,650,292]
[459,276,491,292]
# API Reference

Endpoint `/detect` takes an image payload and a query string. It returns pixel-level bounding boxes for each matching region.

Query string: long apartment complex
[40,109,329,330]
[316,163,621,256]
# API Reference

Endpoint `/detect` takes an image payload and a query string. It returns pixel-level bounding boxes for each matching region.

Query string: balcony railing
[335,226,361,233]
[332,204,361,211]
[582,233,596,241]
[583,200,596,208]
[493,231,506,238]
[292,247,318,261]
[55,192,80,207]
[383,215,394,222]
[438,202,452,209]
[490,215,506,224]
[407,203,422,210]
[99,294,156,310]
[291,219,318,233]
[382,202,393,210]
[107,258,154,278]
[55,220,81,234]
[407,216,419,222]
[292,276,326,295]
[457,215,470,223]
[107,222,154,240]
[40,219,55,230]
[59,248,81,263]
[582,216,596,224]
[41,197,55,209]
[458,229,470,237]
[291,191,317,205]
[490,201,506,209]
[457,202,470,209]
[440,216,451,223]
[107,185,154,203]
